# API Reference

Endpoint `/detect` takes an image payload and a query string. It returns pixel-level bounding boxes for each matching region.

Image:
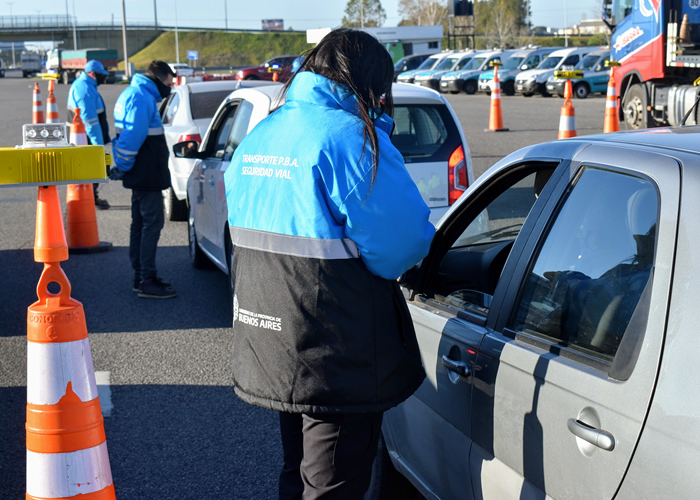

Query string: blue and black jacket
[112,73,170,191]
[224,72,434,413]
[67,72,110,146]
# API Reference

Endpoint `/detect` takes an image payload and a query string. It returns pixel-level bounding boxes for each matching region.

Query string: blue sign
[187,50,198,60]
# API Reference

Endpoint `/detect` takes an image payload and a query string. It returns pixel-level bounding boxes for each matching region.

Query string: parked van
[397,52,455,84]
[546,48,611,98]
[440,49,516,94]
[413,50,475,91]
[478,46,561,95]
[515,46,593,96]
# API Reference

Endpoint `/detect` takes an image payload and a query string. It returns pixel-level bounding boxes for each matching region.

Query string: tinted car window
[512,167,658,362]
[561,54,580,67]
[209,104,239,159]
[538,56,562,69]
[521,54,540,69]
[391,104,460,162]
[162,93,180,125]
[190,90,234,120]
[222,101,254,162]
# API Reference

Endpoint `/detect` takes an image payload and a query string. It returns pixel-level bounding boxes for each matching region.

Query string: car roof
[580,126,700,155]
[392,82,446,104]
[184,80,247,94]
[549,46,591,57]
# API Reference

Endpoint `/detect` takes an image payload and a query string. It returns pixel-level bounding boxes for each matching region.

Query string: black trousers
[278,411,383,500]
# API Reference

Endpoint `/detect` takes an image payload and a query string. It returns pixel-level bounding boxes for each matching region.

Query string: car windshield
[503,56,524,70]
[394,58,408,70]
[190,90,234,120]
[436,56,462,70]
[576,54,602,70]
[462,57,486,70]
[454,57,473,70]
[538,56,563,69]
[418,56,440,70]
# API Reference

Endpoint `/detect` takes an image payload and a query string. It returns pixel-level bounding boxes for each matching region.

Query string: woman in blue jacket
[224,28,434,499]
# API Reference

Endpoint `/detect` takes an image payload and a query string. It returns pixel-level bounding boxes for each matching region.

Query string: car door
[207,99,257,267]
[470,144,679,499]
[385,158,564,500]
[590,56,611,94]
[195,101,239,255]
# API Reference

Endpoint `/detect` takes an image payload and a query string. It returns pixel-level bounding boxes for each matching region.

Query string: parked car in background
[515,46,592,96]
[234,55,298,82]
[478,46,561,95]
[546,49,611,99]
[158,80,277,220]
[367,126,700,500]
[414,51,475,91]
[169,62,195,77]
[393,53,432,81]
[0,58,4,78]
[174,82,474,279]
[440,49,516,94]
[397,52,453,84]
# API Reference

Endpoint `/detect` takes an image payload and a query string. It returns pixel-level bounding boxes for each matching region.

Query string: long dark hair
[282,28,395,186]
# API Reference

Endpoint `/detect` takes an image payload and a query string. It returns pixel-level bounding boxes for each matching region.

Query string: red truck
[234,55,298,82]
[47,49,119,85]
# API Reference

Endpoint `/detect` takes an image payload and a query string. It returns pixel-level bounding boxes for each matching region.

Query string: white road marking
[95,371,113,417]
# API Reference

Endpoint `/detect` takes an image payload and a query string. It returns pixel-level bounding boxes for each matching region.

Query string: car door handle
[567,418,615,451]
[442,355,471,377]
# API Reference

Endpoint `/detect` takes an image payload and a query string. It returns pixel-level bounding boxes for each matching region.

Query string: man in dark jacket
[110,60,177,299]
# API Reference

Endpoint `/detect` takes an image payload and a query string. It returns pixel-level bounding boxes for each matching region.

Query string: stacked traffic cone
[558,79,577,139]
[32,82,45,124]
[26,185,116,500]
[604,63,621,133]
[485,65,508,132]
[272,71,278,82]
[69,108,88,146]
[46,80,60,124]
[66,109,112,253]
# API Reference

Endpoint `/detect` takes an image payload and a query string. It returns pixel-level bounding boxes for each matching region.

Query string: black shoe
[95,197,110,210]
[138,278,177,299]
[133,276,173,292]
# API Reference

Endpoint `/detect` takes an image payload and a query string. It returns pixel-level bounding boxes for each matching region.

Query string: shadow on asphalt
[0,385,281,499]
[0,245,233,337]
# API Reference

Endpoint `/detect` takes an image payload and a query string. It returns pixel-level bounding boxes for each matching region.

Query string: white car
[158,80,276,220]
[514,46,592,96]
[173,82,474,280]
[168,62,195,77]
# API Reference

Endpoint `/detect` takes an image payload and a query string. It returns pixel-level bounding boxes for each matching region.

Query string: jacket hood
[130,73,163,102]
[287,72,394,136]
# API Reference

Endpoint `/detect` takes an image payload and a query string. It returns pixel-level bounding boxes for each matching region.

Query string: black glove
[109,166,124,181]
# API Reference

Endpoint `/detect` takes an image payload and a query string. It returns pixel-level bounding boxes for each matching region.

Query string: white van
[514,46,592,96]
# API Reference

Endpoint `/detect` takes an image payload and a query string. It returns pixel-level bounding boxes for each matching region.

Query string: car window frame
[201,100,241,159]
[405,159,568,327]
[495,160,663,378]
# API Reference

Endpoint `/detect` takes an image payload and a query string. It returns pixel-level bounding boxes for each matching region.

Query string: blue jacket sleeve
[338,133,435,280]
[113,95,149,172]
[69,79,104,146]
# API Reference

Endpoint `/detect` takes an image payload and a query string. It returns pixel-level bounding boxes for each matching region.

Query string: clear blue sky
[3,0,601,31]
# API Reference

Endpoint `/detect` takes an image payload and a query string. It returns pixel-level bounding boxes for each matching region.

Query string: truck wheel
[622,84,648,130]
[574,82,590,99]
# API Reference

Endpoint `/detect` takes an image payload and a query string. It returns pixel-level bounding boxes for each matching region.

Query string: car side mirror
[173,140,199,159]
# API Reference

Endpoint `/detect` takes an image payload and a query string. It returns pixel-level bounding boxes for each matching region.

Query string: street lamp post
[72,0,78,49]
[121,0,130,78]
[175,0,180,64]
[7,1,13,27]
[564,0,569,48]
[224,0,228,30]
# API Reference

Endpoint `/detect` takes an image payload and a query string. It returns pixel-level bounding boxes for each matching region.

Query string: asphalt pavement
[0,73,607,499]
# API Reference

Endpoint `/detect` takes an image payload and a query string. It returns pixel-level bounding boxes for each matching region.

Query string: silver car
[366,127,700,499]
[175,82,475,278]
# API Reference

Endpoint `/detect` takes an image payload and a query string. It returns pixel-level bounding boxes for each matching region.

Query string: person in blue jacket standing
[109,60,177,299]
[224,28,435,499]
[67,59,111,209]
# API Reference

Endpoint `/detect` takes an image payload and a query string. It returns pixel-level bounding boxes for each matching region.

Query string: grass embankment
[122,31,314,70]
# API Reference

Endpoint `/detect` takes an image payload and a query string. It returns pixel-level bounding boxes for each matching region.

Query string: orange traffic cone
[46,81,60,124]
[69,108,88,146]
[26,186,116,500]
[66,110,112,253]
[604,67,620,133]
[272,71,278,82]
[32,82,45,124]
[485,65,508,132]
[558,79,577,139]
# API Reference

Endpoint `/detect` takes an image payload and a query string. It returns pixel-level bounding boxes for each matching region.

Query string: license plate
[441,82,448,87]
[516,84,523,90]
